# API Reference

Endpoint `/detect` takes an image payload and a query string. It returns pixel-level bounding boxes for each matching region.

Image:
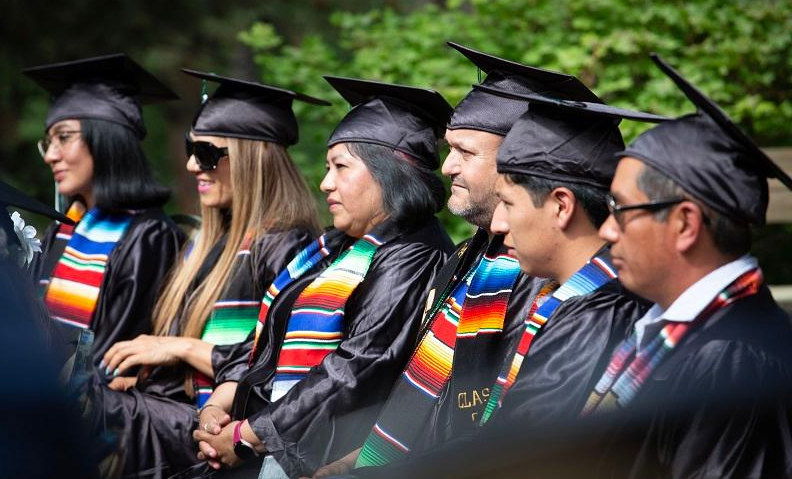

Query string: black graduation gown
[487,279,649,428]
[88,228,313,479]
[355,277,648,479]
[609,284,792,479]
[218,218,453,478]
[370,285,792,479]
[30,208,185,367]
[411,229,541,450]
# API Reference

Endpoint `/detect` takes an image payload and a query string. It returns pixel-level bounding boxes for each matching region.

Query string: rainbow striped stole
[43,204,135,329]
[355,250,521,468]
[248,231,342,365]
[581,267,763,416]
[480,251,618,425]
[194,235,260,407]
[270,233,384,401]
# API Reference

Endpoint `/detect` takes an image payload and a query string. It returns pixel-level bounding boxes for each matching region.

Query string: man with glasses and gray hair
[580,54,792,478]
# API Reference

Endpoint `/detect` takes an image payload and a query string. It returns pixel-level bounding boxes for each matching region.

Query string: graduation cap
[1,179,73,253]
[183,69,330,146]
[23,53,178,139]
[446,41,603,136]
[477,78,670,188]
[324,76,453,169]
[618,53,792,225]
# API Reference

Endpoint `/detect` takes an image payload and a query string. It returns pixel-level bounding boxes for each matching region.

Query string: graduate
[86,71,326,479]
[188,78,455,479]
[25,54,185,366]
[313,42,639,477]
[467,80,670,430]
[579,54,792,478]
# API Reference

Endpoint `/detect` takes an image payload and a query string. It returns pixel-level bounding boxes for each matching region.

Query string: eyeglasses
[606,193,685,222]
[37,130,82,157]
[185,133,228,171]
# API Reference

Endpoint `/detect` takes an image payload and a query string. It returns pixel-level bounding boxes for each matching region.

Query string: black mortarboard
[482,77,669,189]
[1,179,73,251]
[324,76,453,169]
[618,53,792,225]
[183,69,330,146]
[447,41,602,136]
[23,53,178,139]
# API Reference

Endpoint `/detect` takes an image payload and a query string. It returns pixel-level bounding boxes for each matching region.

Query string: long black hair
[80,118,170,210]
[347,142,445,230]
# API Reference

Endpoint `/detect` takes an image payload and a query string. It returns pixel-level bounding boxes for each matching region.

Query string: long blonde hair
[153,137,319,339]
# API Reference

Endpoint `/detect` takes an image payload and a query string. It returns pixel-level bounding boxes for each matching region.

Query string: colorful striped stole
[248,232,341,365]
[355,250,521,468]
[479,251,618,424]
[43,204,135,328]
[581,267,763,416]
[270,233,384,401]
[194,235,261,407]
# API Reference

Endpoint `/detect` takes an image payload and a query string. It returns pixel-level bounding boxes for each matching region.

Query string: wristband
[233,420,259,460]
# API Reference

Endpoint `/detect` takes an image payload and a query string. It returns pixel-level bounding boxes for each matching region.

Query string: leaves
[238,0,791,242]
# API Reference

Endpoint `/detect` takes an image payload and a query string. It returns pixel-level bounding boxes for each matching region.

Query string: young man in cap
[581,54,792,477]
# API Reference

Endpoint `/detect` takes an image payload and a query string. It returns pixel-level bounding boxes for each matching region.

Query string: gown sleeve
[247,240,450,477]
[210,228,314,383]
[89,210,184,367]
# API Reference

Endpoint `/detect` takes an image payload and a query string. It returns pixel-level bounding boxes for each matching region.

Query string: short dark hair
[347,142,445,230]
[637,163,751,256]
[80,118,170,210]
[507,173,610,228]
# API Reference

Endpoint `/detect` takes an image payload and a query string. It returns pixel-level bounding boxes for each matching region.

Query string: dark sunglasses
[185,133,228,171]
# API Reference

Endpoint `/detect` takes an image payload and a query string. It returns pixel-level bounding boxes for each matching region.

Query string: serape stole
[355,249,521,468]
[480,250,618,425]
[581,267,763,416]
[42,203,135,329]
[194,235,260,407]
[248,231,344,366]
[270,232,385,401]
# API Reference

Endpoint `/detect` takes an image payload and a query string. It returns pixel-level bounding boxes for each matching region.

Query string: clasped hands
[193,404,241,469]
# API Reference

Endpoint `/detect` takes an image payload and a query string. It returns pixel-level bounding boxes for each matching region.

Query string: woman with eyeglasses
[26,54,186,368]
[79,70,328,478]
[180,77,455,479]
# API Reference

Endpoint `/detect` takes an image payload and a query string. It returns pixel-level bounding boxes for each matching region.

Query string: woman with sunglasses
[26,54,186,368]
[82,70,326,479]
[183,77,455,479]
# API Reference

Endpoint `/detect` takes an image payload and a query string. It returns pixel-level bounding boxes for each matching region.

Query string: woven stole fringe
[248,234,333,365]
[270,234,383,401]
[480,252,618,425]
[194,235,259,407]
[43,204,134,329]
[581,267,764,416]
[355,252,521,468]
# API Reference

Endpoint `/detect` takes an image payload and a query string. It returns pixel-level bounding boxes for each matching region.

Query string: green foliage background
[236,0,792,242]
[3,0,792,278]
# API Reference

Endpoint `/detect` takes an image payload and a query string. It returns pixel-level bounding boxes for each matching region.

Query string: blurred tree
[239,0,792,242]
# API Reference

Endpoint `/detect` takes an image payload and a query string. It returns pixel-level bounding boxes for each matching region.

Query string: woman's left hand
[194,420,242,469]
[101,334,186,376]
